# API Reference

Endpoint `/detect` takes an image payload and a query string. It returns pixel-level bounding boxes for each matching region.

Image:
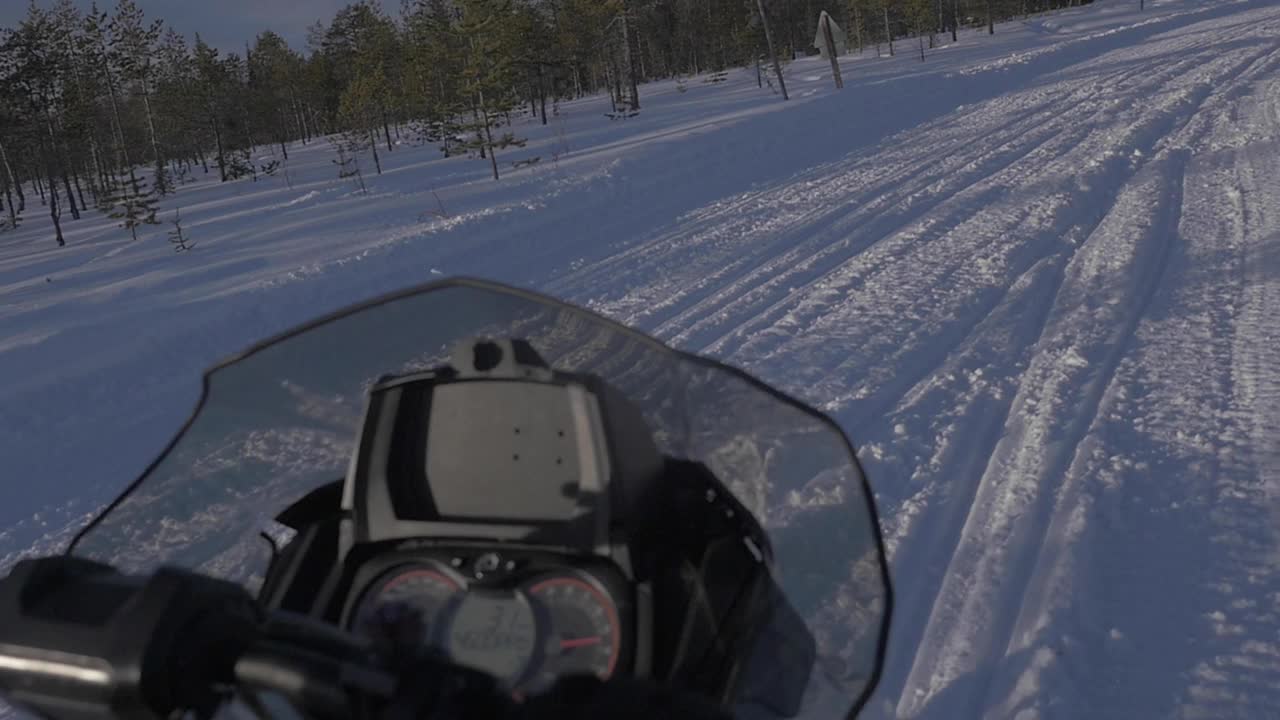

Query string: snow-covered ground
[3,0,1279,717]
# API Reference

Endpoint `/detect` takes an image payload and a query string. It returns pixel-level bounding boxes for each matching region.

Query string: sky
[0,0,389,55]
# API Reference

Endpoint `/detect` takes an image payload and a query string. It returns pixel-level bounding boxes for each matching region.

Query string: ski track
[3,2,1280,719]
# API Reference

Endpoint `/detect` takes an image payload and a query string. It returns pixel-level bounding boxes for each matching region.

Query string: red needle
[560,636,602,650]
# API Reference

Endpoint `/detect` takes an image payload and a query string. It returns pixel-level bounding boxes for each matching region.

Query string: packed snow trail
[2,1,1280,718]
[556,3,1280,717]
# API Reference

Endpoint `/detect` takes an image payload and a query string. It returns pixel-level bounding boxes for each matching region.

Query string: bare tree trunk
[382,110,393,152]
[987,0,995,33]
[607,51,623,112]
[43,113,81,222]
[477,88,500,181]
[0,137,23,212]
[105,76,139,189]
[366,124,382,175]
[42,152,64,247]
[241,106,258,152]
[953,0,960,41]
[854,3,865,54]
[1,173,15,229]
[140,78,163,171]
[755,0,789,100]
[822,14,844,89]
[296,95,310,143]
[538,65,548,125]
[61,171,80,220]
[471,104,487,159]
[86,135,104,199]
[206,96,228,182]
[91,135,112,193]
[49,187,64,246]
[886,6,896,55]
[620,10,640,111]
[73,169,87,210]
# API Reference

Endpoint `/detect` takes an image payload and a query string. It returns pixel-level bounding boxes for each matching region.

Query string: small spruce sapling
[167,207,195,252]
[107,177,160,241]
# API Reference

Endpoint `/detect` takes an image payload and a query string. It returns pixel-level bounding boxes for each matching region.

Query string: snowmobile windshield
[66,278,889,719]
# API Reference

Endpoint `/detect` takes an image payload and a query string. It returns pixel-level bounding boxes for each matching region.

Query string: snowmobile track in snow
[553,4,1280,718]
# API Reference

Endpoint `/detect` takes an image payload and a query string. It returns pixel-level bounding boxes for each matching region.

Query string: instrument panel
[348,549,628,695]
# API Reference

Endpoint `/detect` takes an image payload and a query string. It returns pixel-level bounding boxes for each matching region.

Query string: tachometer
[525,574,622,691]
[353,564,462,654]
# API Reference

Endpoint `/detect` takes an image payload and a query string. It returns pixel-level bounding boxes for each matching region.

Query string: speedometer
[350,558,627,696]
[525,574,622,691]
[353,564,462,655]
[446,592,538,684]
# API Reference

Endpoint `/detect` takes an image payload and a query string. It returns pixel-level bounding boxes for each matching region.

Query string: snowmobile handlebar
[0,556,478,720]
[0,556,262,720]
[0,556,733,720]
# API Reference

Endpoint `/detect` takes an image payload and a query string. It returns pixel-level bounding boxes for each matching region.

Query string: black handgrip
[0,557,261,720]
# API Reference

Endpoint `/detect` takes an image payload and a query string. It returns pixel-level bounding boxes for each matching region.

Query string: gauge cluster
[346,548,629,695]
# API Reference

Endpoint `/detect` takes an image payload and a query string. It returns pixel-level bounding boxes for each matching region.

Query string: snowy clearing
[3,0,1280,717]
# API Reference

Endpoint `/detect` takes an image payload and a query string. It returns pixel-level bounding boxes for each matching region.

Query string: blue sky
[0,0,389,55]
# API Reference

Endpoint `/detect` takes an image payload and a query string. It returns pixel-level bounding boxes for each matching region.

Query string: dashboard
[344,546,632,695]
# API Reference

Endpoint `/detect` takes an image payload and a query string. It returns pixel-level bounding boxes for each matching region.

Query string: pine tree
[167,206,194,251]
[83,3,139,191]
[455,0,527,181]
[338,66,386,175]
[248,31,306,160]
[192,36,229,181]
[154,29,203,186]
[3,2,72,245]
[106,175,158,241]
[109,0,167,195]
[329,133,368,193]
[906,0,937,59]
[404,0,465,145]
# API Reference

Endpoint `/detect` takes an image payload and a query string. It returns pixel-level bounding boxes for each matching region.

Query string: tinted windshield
[66,278,889,718]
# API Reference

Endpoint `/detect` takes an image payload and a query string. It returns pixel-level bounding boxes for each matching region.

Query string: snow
[4,0,1280,717]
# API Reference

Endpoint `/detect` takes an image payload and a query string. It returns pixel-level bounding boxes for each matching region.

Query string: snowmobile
[0,278,891,720]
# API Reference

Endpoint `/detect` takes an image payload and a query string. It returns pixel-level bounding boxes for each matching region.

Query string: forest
[0,0,1096,247]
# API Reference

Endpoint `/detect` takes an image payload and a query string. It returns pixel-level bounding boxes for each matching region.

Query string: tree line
[1,0,1095,247]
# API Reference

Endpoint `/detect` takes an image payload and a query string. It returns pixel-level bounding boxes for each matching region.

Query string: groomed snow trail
[550,2,1280,717]
[2,1,1279,718]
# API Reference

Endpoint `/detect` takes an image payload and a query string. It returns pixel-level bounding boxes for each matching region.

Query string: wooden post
[822,14,844,89]
[755,0,789,100]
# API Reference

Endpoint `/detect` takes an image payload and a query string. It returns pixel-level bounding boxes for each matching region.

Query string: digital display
[446,593,537,683]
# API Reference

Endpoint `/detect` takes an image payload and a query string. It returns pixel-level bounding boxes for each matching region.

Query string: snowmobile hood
[64,277,890,719]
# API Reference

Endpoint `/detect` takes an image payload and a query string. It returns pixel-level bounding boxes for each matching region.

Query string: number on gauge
[446,592,538,685]
[526,575,621,691]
